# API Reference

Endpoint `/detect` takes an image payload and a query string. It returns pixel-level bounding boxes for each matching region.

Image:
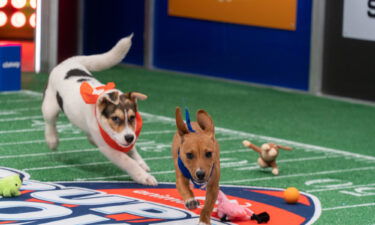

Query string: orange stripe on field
[26,198,54,204]
[62,204,79,208]
[130,218,163,223]
[106,213,144,221]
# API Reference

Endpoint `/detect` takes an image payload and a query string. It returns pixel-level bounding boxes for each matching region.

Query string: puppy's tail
[71,34,133,72]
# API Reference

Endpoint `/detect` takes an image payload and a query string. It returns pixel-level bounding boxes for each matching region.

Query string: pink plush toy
[217,190,270,224]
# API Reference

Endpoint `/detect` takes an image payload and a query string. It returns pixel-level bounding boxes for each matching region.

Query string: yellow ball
[283,187,300,204]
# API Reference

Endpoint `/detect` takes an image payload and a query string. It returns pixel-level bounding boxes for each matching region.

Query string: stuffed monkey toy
[243,140,292,175]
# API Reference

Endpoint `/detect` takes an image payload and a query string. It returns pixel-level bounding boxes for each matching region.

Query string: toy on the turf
[243,140,292,175]
[217,190,270,224]
[283,187,300,204]
[0,175,22,197]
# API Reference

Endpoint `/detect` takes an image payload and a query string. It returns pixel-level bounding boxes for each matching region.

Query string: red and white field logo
[0,167,321,224]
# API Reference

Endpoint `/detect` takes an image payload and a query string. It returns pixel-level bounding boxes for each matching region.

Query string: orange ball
[283,187,300,204]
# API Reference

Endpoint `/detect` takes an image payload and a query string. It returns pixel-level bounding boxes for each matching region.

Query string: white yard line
[323,203,375,211]
[0,111,17,116]
[0,136,87,146]
[0,107,41,113]
[0,90,30,95]
[19,90,43,98]
[221,166,375,184]
[76,170,176,181]
[306,183,375,193]
[0,128,176,135]
[0,148,98,159]
[235,155,340,171]
[0,90,43,98]
[0,90,42,101]
[0,127,44,134]
[0,115,43,122]
[0,130,176,145]
[0,99,41,104]
[23,155,173,171]
[24,162,110,171]
[221,160,248,168]
[14,106,41,111]
[216,136,246,141]
[0,107,40,117]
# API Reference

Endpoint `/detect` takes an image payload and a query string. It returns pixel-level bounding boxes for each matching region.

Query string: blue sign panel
[0,44,21,91]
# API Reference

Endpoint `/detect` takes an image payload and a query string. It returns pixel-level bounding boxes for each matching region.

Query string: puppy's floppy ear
[121,92,148,102]
[197,109,214,137]
[97,95,110,111]
[175,107,189,136]
[131,92,147,101]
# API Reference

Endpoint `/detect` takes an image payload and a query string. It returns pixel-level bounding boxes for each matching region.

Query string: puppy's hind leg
[42,87,61,150]
[126,146,150,172]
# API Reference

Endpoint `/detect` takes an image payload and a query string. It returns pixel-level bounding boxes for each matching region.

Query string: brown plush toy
[242,140,292,175]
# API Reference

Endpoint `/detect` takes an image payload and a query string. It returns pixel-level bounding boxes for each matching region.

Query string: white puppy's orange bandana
[80,82,143,153]
[80,82,116,104]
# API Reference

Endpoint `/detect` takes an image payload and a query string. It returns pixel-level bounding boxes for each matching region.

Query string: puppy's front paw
[138,161,151,172]
[46,135,59,150]
[198,222,210,225]
[185,198,200,210]
[135,173,158,186]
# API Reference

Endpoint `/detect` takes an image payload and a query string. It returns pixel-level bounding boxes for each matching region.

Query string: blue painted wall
[83,0,145,66]
[153,0,313,90]
[83,0,313,90]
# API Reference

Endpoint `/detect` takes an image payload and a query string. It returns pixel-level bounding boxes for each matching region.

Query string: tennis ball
[283,187,300,204]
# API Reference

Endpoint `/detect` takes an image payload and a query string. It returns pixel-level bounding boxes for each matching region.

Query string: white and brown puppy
[42,34,157,186]
[172,107,220,225]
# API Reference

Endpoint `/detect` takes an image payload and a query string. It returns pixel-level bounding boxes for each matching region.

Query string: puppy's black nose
[124,135,134,143]
[196,170,205,180]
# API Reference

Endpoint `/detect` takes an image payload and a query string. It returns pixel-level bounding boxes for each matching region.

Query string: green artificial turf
[0,65,373,224]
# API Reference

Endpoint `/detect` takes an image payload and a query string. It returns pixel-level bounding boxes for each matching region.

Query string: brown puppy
[172,107,220,225]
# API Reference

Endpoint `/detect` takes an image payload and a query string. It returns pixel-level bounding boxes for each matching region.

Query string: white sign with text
[343,0,375,41]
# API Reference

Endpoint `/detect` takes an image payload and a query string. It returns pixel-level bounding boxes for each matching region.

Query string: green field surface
[0,66,374,224]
